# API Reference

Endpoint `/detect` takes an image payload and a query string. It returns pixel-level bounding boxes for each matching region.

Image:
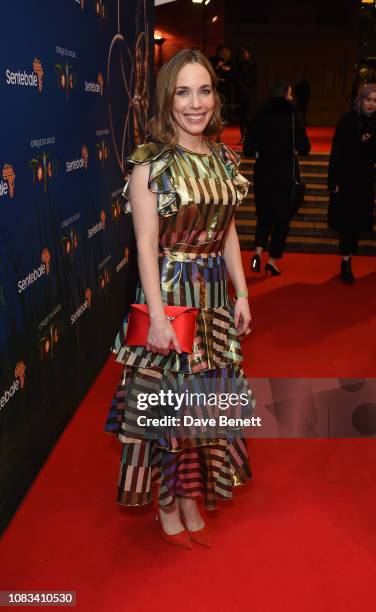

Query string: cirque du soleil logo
[39,322,61,360]
[99,268,110,291]
[1,164,16,198]
[5,58,44,92]
[111,197,122,221]
[95,0,107,20]
[55,62,76,99]
[96,139,109,166]
[38,304,64,360]
[62,227,79,256]
[30,152,56,191]
[0,361,26,412]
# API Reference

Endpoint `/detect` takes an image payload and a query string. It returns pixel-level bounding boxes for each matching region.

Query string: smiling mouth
[183,113,206,122]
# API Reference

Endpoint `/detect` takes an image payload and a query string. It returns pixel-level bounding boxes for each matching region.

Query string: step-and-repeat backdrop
[0,0,153,531]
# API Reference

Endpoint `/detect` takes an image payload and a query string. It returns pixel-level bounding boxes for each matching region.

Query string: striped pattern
[106,141,255,509]
[117,437,252,509]
[105,363,256,441]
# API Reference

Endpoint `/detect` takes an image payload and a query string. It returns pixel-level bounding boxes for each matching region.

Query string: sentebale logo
[88,210,106,238]
[0,361,26,412]
[70,288,92,325]
[116,247,129,273]
[1,164,16,198]
[18,249,51,294]
[33,58,44,92]
[84,72,104,95]
[5,58,44,92]
[66,145,88,173]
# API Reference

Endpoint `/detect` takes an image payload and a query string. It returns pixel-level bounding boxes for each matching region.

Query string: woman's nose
[190,93,201,108]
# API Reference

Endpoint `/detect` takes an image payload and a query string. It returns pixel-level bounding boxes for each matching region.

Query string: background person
[294,76,311,125]
[209,44,233,123]
[244,80,311,275]
[237,46,258,143]
[328,83,376,284]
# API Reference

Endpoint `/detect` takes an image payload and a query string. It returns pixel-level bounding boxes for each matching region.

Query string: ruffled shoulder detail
[213,142,250,204]
[122,142,178,217]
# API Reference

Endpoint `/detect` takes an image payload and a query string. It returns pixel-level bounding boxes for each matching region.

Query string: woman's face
[362,92,376,116]
[172,62,215,140]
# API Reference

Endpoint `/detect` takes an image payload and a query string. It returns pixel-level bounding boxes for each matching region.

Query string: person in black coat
[237,46,258,143]
[244,81,311,275]
[328,83,376,284]
[294,76,311,126]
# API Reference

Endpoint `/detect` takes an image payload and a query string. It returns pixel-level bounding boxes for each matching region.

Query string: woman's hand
[234,297,252,339]
[332,185,339,194]
[146,317,182,356]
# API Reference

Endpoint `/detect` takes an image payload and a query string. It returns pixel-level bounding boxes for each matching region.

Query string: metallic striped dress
[104,140,257,510]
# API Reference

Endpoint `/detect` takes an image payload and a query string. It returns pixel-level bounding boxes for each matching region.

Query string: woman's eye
[201,89,212,95]
[176,90,188,96]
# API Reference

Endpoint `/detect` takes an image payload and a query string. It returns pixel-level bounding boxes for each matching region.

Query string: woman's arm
[129,164,181,354]
[223,218,251,336]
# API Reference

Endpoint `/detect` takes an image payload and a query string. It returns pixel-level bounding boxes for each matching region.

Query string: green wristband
[236,291,248,299]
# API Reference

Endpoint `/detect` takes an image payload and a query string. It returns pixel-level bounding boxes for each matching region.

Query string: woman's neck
[176,135,210,154]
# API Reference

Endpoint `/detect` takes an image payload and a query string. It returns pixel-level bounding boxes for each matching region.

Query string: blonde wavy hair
[148,49,224,144]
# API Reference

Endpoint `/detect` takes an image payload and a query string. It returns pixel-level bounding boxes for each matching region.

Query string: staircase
[236,152,376,255]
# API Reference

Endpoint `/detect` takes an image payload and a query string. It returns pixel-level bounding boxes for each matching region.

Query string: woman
[244,81,310,275]
[105,49,256,549]
[328,83,376,284]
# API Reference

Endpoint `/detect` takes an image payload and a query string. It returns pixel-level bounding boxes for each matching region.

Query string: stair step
[236,211,328,222]
[241,158,329,166]
[243,193,329,203]
[236,222,376,240]
[238,234,376,255]
[239,205,328,213]
[237,152,376,255]
[236,218,328,229]
[241,171,329,185]
[239,233,374,246]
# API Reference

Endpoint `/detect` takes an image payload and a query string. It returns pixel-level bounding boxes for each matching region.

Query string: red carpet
[223,125,334,153]
[1,253,376,610]
[241,251,376,377]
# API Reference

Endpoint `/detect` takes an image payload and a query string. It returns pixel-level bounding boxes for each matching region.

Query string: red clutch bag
[125,304,199,353]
